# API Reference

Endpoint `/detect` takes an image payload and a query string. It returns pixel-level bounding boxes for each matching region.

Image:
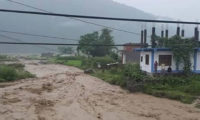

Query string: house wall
[154,51,194,71]
[154,51,176,71]
[122,51,140,64]
[140,50,195,73]
[140,51,152,73]
[122,44,141,64]
[196,51,200,71]
[122,54,126,64]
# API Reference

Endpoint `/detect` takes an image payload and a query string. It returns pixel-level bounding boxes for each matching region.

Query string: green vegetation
[78,28,115,57]
[153,35,200,74]
[143,78,200,104]
[92,68,126,87]
[0,55,17,61]
[50,55,116,69]
[64,60,82,67]
[0,63,35,82]
[49,56,85,68]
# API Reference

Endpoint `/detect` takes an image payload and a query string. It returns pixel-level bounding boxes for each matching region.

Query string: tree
[58,46,74,54]
[78,28,114,57]
[155,35,199,74]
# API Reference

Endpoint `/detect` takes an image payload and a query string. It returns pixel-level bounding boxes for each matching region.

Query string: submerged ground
[0,60,200,120]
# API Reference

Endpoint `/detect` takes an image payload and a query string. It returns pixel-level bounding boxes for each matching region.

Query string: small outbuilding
[135,48,200,74]
[121,43,142,64]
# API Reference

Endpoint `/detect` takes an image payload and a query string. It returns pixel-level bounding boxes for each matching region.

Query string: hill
[0,0,156,53]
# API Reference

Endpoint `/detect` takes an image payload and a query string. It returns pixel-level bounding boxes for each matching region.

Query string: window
[159,55,172,66]
[145,54,149,65]
[141,56,143,62]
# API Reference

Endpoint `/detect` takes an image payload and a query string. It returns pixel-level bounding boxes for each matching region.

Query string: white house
[135,48,200,74]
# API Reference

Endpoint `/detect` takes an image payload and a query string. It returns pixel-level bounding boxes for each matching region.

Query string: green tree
[78,28,114,57]
[155,35,199,74]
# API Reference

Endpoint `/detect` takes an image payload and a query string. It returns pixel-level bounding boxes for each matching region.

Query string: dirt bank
[0,60,199,120]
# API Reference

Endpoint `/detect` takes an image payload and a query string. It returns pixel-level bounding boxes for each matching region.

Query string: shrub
[124,64,147,82]
[0,64,35,82]
[93,70,125,87]
[180,81,200,96]
[0,65,18,81]
[16,71,35,79]
[0,55,8,60]
[7,63,25,69]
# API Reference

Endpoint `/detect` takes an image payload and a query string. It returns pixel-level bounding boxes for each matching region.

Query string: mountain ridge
[0,0,156,53]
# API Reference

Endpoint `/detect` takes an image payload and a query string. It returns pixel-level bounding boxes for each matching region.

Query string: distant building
[41,53,54,58]
[121,43,142,64]
[135,48,200,74]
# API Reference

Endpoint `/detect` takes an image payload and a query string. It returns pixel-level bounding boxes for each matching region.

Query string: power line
[0,34,23,42]
[0,29,80,41]
[0,34,58,52]
[0,41,194,46]
[0,41,139,46]
[7,0,49,12]
[5,0,142,35]
[0,9,200,25]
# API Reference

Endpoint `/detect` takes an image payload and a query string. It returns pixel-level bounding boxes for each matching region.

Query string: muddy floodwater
[0,60,200,120]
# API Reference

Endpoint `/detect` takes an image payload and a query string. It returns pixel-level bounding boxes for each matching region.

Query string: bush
[0,64,35,82]
[17,71,35,79]
[7,63,25,69]
[109,52,119,61]
[0,55,8,60]
[93,70,126,87]
[180,81,200,96]
[0,65,18,81]
[124,64,148,83]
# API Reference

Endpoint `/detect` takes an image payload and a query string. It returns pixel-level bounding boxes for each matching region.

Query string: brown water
[0,60,199,120]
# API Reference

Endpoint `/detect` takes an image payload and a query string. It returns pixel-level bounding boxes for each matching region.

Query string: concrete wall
[122,54,126,64]
[122,51,140,64]
[140,50,195,73]
[140,51,152,73]
[154,51,176,71]
[154,51,194,71]
[196,51,200,71]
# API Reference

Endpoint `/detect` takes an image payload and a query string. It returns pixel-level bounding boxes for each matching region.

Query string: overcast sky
[113,0,200,21]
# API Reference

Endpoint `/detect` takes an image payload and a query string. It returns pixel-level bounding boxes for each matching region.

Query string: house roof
[123,43,142,46]
[135,48,200,52]
[135,48,170,52]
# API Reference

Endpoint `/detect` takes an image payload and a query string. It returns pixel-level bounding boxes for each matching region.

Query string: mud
[0,60,199,120]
